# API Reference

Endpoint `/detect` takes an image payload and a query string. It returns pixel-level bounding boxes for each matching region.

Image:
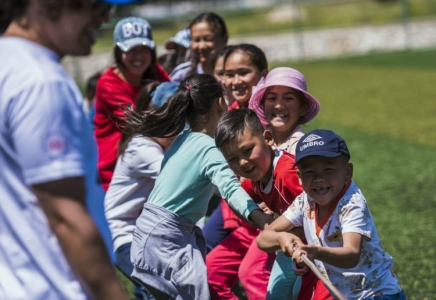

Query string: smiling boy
[207,109,305,299]
[257,129,405,300]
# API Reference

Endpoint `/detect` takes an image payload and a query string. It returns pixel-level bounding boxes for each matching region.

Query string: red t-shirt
[222,150,303,230]
[94,65,169,191]
[241,151,303,215]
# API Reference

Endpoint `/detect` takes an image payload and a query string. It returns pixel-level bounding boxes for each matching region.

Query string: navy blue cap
[295,129,350,165]
[150,82,179,108]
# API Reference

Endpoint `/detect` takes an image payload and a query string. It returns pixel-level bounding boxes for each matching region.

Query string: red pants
[207,225,276,300]
[297,272,333,300]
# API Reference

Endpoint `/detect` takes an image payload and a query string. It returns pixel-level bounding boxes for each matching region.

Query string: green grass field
[117,49,436,299]
[276,49,436,299]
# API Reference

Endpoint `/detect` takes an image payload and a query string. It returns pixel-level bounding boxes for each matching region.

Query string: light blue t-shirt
[0,37,107,300]
[147,130,259,224]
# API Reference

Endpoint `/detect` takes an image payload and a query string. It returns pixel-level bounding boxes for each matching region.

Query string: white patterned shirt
[284,181,402,299]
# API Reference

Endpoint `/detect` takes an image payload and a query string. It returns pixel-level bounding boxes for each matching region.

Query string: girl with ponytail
[127,74,273,299]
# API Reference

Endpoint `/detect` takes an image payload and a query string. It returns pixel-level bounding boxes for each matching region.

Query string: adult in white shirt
[0,0,138,299]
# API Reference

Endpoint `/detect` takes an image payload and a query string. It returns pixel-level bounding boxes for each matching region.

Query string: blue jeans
[365,290,407,300]
[115,243,153,300]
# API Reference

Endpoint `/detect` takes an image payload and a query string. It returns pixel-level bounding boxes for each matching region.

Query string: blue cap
[113,17,155,52]
[165,28,191,50]
[295,129,350,165]
[151,82,179,108]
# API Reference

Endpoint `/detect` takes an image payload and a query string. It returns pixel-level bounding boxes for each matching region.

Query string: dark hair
[85,71,102,100]
[118,80,160,157]
[223,43,268,73]
[1,0,111,33]
[211,45,232,72]
[114,46,159,82]
[0,0,88,26]
[215,109,264,150]
[124,74,222,139]
[157,49,191,75]
[187,12,228,76]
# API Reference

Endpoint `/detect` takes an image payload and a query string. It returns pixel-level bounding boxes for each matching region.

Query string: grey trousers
[131,202,209,300]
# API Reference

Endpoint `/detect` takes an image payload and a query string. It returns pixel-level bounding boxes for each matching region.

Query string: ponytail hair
[118,80,160,157]
[124,73,223,139]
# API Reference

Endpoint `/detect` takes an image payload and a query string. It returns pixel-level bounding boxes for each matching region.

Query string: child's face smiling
[223,51,266,104]
[263,86,308,133]
[121,45,152,77]
[221,129,274,184]
[297,155,353,209]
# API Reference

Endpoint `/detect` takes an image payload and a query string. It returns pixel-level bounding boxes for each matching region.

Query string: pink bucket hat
[249,67,320,125]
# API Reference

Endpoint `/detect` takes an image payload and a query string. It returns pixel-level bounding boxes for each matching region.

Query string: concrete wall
[63,19,436,84]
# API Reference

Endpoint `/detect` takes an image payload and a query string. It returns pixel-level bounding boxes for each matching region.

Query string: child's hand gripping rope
[292,245,348,300]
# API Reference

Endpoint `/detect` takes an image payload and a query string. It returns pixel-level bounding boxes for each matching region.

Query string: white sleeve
[283,194,305,227]
[124,138,164,180]
[340,193,372,239]
[9,80,87,185]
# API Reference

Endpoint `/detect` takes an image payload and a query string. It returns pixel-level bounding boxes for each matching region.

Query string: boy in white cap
[257,129,406,300]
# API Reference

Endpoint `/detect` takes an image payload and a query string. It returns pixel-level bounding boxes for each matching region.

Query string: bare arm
[257,214,301,254]
[33,177,128,300]
[294,232,363,269]
[247,209,275,230]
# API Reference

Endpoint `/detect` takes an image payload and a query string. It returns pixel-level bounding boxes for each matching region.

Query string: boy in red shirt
[209,109,331,300]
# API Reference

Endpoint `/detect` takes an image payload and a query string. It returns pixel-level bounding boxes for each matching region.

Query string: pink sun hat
[249,67,320,125]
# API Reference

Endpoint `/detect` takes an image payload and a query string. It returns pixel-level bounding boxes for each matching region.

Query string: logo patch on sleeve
[42,131,69,159]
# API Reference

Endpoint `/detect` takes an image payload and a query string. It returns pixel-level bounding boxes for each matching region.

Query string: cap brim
[294,151,342,167]
[117,38,155,52]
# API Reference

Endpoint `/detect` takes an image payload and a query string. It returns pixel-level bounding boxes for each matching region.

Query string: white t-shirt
[105,136,164,251]
[284,181,402,299]
[273,126,305,155]
[0,37,96,299]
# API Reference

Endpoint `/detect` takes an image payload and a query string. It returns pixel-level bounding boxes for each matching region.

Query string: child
[207,109,304,300]
[257,129,406,300]
[105,81,178,300]
[222,43,268,111]
[249,67,326,300]
[94,17,169,191]
[127,74,273,299]
[202,44,269,254]
[250,67,320,154]
[170,12,228,81]
[158,28,191,75]
[211,45,234,106]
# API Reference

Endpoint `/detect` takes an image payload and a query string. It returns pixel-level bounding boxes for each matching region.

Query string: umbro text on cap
[295,129,350,165]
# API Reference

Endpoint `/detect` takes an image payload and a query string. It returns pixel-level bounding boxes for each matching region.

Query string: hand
[293,244,320,264]
[277,232,303,257]
[248,209,275,229]
[258,202,275,216]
